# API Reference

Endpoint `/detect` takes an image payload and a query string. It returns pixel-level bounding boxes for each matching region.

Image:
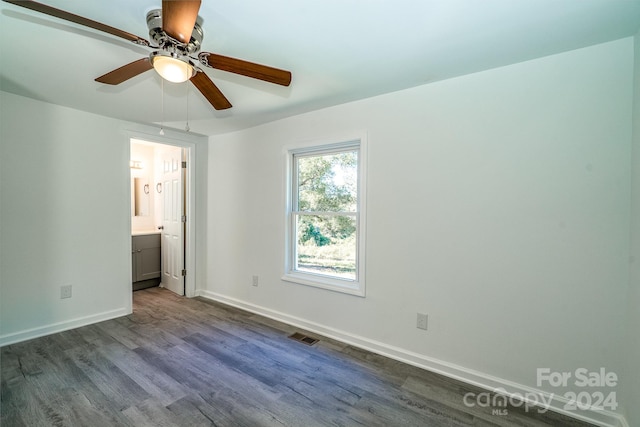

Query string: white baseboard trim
[197,290,628,427]
[0,307,130,348]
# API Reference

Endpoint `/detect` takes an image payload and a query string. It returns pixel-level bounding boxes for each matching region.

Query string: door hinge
[182,161,187,169]
[181,269,187,276]
[181,215,187,223]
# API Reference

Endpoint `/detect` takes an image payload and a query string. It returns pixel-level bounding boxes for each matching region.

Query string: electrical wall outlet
[416,313,428,330]
[252,275,259,287]
[60,285,72,299]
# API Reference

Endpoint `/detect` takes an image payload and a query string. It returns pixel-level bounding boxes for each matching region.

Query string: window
[284,137,366,296]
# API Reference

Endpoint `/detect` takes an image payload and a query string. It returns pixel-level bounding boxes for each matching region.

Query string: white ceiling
[1,0,639,136]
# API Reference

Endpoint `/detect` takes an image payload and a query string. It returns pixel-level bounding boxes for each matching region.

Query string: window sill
[282,272,365,297]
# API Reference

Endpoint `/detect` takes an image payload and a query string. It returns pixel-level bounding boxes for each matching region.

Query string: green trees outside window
[293,149,359,280]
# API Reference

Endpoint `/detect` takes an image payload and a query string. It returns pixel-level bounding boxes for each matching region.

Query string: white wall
[130,141,156,231]
[205,38,633,424]
[625,31,640,427]
[0,91,208,344]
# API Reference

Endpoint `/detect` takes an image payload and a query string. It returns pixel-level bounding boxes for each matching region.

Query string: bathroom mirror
[134,177,150,216]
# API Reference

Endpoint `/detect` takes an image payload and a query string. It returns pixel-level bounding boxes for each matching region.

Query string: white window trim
[282,132,367,297]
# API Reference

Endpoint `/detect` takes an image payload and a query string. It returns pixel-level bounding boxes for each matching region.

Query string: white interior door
[159,146,184,295]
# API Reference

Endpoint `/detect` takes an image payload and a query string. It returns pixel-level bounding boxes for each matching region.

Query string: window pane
[297,150,358,212]
[295,214,356,280]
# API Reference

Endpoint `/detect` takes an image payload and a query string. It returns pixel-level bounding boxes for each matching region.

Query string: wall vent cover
[288,332,319,346]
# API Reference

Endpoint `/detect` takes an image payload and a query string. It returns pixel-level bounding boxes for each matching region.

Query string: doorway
[130,138,188,296]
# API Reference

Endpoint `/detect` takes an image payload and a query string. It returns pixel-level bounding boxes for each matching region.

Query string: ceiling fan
[3,0,292,111]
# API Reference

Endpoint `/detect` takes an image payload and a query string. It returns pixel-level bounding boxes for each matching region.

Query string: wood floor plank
[64,343,151,411]
[132,343,224,395]
[165,394,229,427]
[73,323,119,348]
[97,342,188,407]
[1,358,46,427]
[2,338,135,426]
[1,287,598,427]
[165,342,284,403]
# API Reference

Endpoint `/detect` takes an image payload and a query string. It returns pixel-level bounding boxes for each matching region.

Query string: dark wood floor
[1,287,594,426]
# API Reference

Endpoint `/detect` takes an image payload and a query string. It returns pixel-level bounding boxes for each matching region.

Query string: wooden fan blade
[191,72,232,110]
[2,0,150,45]
[199,52,292,86]
[162,0,201,44]
[95,58,153,85]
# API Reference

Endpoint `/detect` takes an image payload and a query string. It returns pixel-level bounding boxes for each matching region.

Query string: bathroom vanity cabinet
[132,232,161,290]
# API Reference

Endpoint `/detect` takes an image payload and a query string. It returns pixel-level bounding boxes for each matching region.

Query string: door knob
[158,226,164,230]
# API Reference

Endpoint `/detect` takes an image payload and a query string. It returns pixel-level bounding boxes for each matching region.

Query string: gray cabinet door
[132,238,137,282]
[133,234,161,282]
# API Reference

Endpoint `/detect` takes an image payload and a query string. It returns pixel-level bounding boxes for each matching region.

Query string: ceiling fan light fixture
[151,53,195,83]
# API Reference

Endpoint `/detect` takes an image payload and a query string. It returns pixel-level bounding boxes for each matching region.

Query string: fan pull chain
[185,84,190,132]
[159,78,165,136]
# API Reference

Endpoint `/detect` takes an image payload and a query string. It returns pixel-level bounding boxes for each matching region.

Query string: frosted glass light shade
[152,55,194,83]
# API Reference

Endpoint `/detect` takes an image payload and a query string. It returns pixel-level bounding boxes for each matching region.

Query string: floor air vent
[288,332,319,346]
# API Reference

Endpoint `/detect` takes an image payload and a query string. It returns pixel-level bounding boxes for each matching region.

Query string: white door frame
[128,133,197,298]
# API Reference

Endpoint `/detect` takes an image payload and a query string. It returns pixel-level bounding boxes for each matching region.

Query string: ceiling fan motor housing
[146,9,203,56]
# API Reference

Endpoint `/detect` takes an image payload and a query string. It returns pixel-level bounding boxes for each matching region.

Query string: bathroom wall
[130,141,156,233]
